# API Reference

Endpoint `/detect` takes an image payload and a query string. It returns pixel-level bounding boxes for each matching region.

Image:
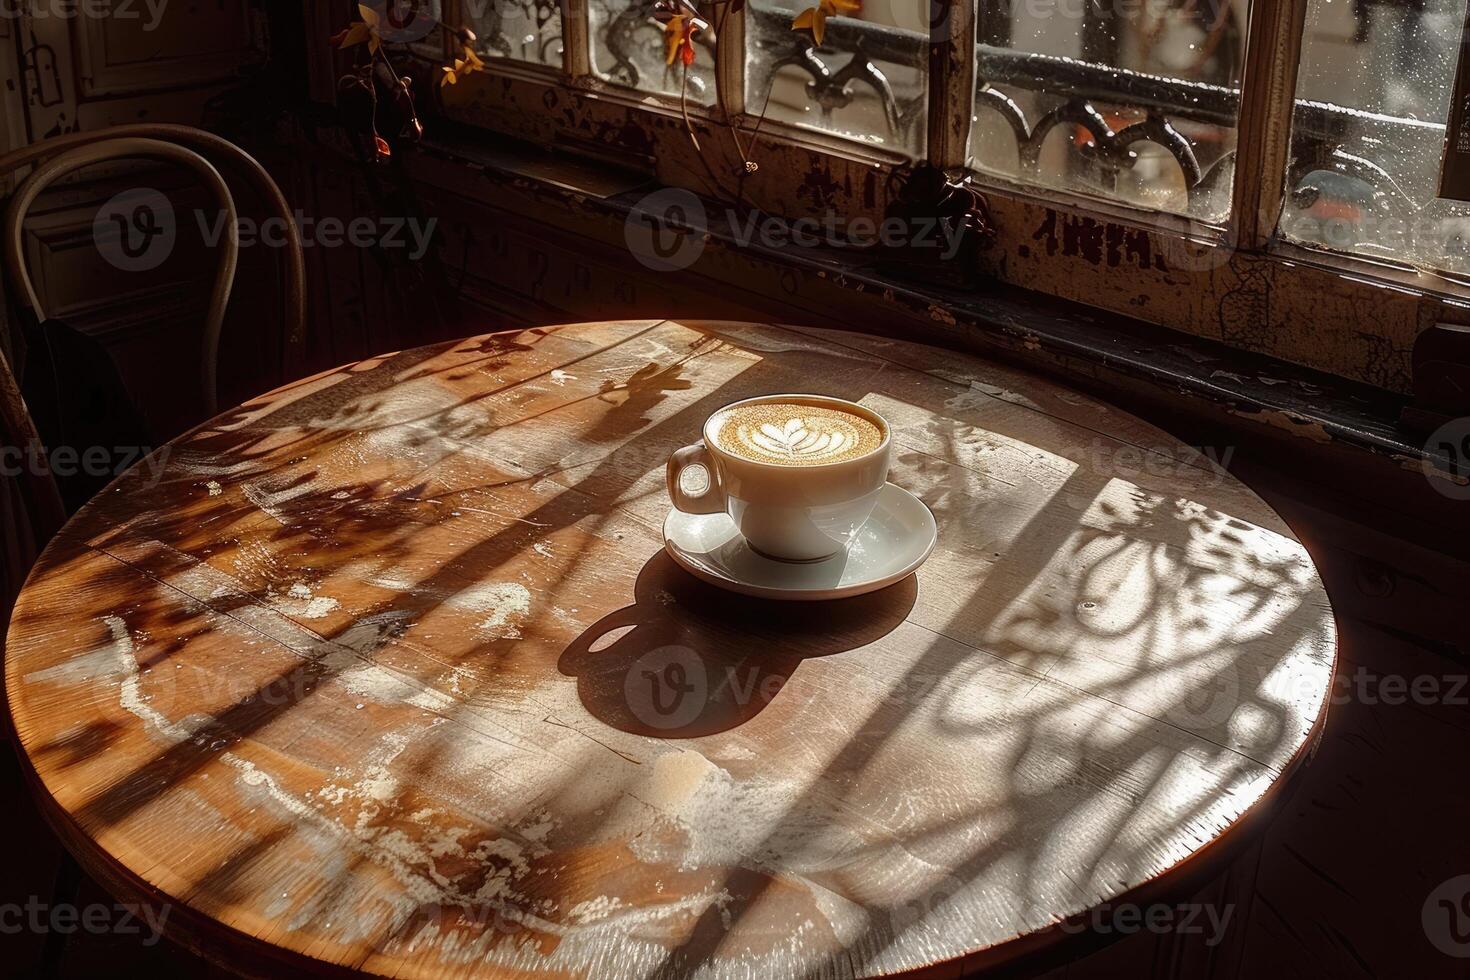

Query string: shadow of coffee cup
[558,552,917,737]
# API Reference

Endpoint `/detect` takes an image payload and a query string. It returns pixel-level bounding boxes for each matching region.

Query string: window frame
[429,0,1470,393]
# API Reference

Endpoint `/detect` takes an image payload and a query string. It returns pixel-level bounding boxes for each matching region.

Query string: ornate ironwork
[746,6,923,147]
[585,2,1450,223]
[603,3,715,93]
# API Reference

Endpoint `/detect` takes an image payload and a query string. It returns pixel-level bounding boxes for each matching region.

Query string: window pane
[1283,0,1470,274]
[969,0,1246,221]
[469,0,564,66]
[744,0,928,156]
[589,0,716,102]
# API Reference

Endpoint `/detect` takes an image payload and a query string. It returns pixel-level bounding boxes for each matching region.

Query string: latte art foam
[710,402,884,465]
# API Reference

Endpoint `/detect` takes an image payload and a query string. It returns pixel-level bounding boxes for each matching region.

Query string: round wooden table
[5,320,1336,978]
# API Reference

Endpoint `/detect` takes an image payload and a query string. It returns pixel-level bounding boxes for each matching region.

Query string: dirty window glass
[1280,0,1470,275]
[968,0,1246,222]
[588,0,716,103]
[744,0,929,157]
[469,0,565,66]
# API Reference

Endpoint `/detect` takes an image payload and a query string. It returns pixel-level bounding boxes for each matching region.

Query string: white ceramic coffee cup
[666,394,892,561]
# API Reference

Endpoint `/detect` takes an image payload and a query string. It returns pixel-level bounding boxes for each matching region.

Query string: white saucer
[661,482,937,600]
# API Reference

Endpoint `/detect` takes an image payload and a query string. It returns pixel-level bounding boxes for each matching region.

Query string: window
[437,0,1470,392]
[590,0,715,100]
[969,0,1246,221]
[459,0,1262,221]
[1282,0,1470,275]
[470,0,561,65]
[744,0,928,154]
[471,0,563,67]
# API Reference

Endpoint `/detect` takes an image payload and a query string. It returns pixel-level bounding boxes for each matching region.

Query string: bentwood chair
[0,124,306,516]
[0,127,307,977]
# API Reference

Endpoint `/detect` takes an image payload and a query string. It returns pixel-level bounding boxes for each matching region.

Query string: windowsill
[408,124,1428,471]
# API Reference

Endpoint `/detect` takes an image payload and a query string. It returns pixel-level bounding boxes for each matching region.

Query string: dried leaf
[338,21,372,48]
[664,14,684,65]
[663,14,699,66]
[791,6,826,44]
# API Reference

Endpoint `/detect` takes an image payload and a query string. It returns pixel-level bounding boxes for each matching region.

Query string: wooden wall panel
[7,0,263,140]
[73,1,261,97]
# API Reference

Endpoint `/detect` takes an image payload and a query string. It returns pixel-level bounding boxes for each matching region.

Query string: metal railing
[476,0,1451,220]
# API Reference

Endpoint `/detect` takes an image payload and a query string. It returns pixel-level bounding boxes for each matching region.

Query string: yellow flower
[440,44,487,87]
[338,3,384,54]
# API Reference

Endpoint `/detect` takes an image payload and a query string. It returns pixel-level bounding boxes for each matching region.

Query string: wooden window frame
[428,0,1469,393]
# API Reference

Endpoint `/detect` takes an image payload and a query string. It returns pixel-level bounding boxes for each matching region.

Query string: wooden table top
[5,320,1336,978]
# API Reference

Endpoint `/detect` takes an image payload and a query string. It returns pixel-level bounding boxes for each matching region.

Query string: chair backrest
[0,125,305,619]
[6,138,238,416]
[0,123,306,360]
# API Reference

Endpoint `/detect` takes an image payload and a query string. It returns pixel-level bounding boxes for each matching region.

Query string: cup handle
[667,441,726,515]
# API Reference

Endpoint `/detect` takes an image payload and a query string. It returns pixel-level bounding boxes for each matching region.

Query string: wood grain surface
[4,320,1337,978]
